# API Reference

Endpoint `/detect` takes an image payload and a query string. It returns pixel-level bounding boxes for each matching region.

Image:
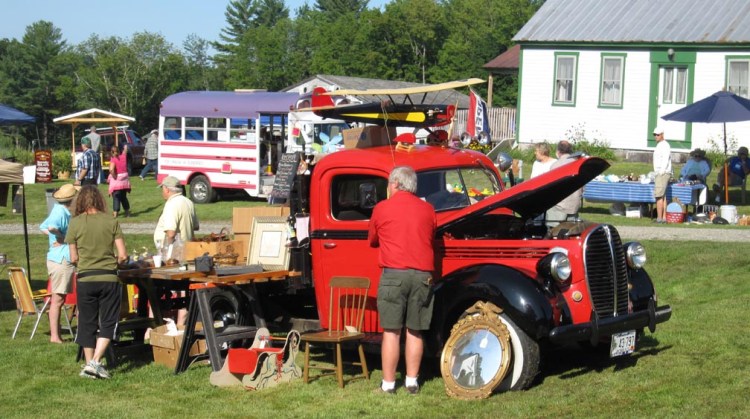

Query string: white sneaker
[83,360,111,379]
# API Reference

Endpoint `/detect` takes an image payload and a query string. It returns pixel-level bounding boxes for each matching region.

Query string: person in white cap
[40,184,79,343]
[652,127,671,223]
[154,175,199,326]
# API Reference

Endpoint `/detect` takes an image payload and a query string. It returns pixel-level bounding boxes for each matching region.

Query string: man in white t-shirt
[652,126,672,224]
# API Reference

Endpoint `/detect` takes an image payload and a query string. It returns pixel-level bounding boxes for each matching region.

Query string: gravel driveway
[4,221,749,242]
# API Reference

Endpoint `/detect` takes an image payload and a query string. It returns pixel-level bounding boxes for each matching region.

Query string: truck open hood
[437,156,610,232]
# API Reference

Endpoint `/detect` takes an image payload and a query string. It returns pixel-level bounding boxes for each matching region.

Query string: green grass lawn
[0,235,749,417]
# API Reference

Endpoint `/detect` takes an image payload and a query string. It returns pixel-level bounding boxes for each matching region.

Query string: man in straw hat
[39,183,79,343]
[680,148,710,183]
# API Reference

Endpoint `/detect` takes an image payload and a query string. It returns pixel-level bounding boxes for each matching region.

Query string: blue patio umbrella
[0,103,35,125]
[662,90,750,202]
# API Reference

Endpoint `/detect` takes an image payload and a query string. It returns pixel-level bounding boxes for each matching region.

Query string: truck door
[310,168,387,332]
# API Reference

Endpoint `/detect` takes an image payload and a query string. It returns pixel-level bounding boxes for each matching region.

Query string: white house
[512,0,750,155]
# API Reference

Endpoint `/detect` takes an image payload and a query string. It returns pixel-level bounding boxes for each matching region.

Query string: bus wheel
[190,175,216,203]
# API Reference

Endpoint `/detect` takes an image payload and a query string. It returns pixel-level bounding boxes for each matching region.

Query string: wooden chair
[8,266,51,340]
[300,276,370,388]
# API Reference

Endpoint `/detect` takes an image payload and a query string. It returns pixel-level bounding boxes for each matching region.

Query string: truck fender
[628,268,656,311]
[428,264,553,352]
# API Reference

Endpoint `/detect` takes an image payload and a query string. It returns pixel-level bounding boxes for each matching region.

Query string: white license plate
[609,330,636,357]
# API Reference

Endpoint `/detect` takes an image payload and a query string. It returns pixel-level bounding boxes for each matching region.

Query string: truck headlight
[537,252,571,286]
[625,242,647,269]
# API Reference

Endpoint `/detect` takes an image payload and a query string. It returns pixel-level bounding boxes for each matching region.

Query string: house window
[600,54,626,107]
[662,66,687,104]
[727,59,749,98]
[553,53,578,106]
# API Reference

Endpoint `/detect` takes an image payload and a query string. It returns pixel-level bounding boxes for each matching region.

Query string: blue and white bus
[158,90,348,203]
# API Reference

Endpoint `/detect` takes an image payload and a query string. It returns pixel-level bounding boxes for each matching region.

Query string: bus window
[185,117,204,141]
[230,119,252,142]
[207,117,227,141]
[165,117,182,140]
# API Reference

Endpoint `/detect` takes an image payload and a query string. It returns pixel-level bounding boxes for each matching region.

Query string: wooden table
[118,265,289,326]
[118,265,290,372]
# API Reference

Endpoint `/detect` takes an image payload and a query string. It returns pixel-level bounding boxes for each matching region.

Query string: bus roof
[160,91,299,118]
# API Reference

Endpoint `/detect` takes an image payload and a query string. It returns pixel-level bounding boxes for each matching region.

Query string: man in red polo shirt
[368,166,436,395]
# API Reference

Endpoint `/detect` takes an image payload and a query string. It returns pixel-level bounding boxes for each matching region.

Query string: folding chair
[300,276,370,388]
[8,266,51,340]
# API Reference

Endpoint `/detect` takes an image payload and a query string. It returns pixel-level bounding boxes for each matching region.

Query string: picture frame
[247,216,291,271]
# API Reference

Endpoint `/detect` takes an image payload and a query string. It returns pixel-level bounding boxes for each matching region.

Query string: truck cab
[288,142,671,394]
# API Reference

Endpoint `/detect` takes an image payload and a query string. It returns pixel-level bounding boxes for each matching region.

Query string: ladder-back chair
[9,266,51,340]
[300,276,370,388]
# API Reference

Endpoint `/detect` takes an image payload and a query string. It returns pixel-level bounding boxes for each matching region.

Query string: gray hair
[389,166,417,193]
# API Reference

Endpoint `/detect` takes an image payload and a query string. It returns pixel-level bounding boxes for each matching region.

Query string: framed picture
[247,216,291,271]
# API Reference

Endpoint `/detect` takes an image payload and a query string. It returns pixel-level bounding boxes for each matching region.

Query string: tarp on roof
[0,104,35,125]
[160,91,300,118]
[0,159,23,184]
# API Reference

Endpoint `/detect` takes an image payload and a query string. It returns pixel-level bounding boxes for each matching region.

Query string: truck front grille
[583,225,629,318]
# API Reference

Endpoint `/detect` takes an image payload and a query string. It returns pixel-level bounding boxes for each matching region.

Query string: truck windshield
[418,167,500,211]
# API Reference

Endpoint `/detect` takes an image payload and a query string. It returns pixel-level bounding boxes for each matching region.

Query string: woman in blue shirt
[39,184,78,343]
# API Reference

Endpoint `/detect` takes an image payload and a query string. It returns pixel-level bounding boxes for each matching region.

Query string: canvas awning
[53,108,135,168]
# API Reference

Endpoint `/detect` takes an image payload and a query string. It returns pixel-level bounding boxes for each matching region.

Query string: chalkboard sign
[269,153,300,204]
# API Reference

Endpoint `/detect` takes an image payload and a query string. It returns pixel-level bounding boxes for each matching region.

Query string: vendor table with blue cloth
[583,181,707,207]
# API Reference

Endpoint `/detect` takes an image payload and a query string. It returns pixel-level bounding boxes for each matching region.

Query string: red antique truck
[259,141,671,396]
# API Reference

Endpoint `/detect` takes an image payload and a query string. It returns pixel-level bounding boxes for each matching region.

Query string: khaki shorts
[654,173,670,198]
[47,259,75,294]
[377,269,434,331]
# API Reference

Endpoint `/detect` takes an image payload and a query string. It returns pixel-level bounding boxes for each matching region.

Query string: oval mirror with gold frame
[440,301,511,400]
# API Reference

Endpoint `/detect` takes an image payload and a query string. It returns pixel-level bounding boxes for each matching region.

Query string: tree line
[0,0,542,151]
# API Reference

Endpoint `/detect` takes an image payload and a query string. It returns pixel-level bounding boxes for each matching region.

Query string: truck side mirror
[359,183,378,209]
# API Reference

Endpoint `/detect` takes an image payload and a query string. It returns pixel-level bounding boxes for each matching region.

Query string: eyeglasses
[653,133,663,136]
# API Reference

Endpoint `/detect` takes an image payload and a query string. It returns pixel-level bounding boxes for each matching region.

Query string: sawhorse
[175,281,266,374]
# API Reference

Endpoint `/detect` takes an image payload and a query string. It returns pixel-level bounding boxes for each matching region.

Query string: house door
[656,65,689,142]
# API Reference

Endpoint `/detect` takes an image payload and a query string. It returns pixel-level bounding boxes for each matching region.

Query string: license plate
[609,330,636,357]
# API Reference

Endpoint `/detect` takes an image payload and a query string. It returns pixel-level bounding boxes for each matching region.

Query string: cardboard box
[184,240,243,262]
[150,324,207,369]
[343,126,397,149]
[232,206,290,234]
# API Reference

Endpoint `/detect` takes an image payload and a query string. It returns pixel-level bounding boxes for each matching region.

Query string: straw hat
[52,184,80,203]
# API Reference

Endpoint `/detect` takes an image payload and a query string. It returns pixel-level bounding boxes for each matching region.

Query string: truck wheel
[494,313,540,392]
[190,175,216,203]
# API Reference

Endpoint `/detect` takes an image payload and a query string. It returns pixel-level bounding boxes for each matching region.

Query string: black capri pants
[75,281,122,348]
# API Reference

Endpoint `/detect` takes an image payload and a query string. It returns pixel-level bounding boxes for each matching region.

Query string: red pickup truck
[250,142,671,397]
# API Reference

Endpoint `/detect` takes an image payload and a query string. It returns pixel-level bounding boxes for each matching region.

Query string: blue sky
[0,0,387,49]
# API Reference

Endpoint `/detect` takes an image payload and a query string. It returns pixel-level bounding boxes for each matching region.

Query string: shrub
[563,123,617,160]
[52,150,73,175]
